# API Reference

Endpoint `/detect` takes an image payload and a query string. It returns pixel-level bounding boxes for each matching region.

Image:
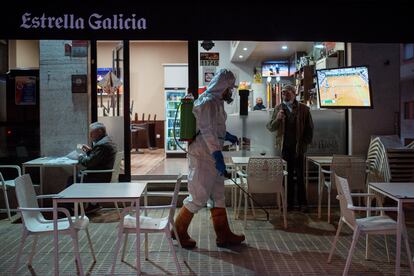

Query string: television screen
[261,61,289,77]
[316,66,372,108]
[97,68,112,83]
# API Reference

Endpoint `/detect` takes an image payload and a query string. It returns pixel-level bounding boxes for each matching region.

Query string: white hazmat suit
[173,69,245,248]
[183,69,235,213]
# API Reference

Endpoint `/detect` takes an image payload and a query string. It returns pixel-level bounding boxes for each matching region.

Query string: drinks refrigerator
[165,89,187,156]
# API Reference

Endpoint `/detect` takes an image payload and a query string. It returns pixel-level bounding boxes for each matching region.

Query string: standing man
[172,69,245,248]
[266,85,313,211]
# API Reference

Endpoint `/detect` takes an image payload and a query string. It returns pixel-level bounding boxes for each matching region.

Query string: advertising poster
[203,66,216,85]
[71,40,88,57]
[15,76,36,105]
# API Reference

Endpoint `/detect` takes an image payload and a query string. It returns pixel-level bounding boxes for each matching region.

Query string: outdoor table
[368,182,414,276]
[305,155,333,217]
[22,156,78,197]
[52,182,147,276]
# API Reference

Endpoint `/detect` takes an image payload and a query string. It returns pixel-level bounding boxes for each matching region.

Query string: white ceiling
[231,41,314,62]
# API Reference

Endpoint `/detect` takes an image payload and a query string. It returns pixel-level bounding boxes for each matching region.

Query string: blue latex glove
[225,131,238,145]
[212,150,226,176]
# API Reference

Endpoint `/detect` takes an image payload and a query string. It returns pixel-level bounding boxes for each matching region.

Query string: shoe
[85,203,102,214]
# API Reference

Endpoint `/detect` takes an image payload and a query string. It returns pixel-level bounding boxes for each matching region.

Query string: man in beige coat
[266,85,313,211]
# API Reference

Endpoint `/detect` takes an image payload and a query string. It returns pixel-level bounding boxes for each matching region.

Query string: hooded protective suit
[183,69,236,213]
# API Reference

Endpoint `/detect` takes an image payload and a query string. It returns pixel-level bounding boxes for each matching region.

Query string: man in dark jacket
[67,122,117,213]
[266,85,313,211]
[79,122,117,183]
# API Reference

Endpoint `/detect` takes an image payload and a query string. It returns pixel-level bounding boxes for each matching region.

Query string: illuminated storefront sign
[20,13,147,31]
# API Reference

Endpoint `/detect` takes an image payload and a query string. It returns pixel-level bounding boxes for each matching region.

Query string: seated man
[79,122,117,182]
[67,122,117,213]
[253,97,266,110]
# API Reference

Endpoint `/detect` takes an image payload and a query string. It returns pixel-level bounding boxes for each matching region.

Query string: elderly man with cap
[172,69,245,248]
[266,84,313,212]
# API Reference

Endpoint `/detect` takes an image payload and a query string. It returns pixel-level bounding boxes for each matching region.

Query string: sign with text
[15,76,36,105]
[20,13,147,31]
[200,52,219,66]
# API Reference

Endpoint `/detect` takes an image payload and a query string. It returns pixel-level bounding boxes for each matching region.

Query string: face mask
[222,88,234,104]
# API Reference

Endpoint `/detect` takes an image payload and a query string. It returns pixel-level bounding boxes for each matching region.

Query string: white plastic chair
[237,157,288,229]
[1,165,23,220]
[110,174,184,275]
[13,174,96,275]
[80,151,124,216]
[320,155,367,223]
[327,174,414,276]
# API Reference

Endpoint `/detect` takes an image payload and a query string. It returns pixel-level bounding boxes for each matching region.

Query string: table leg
[40,166,44,206]
[136,198,141,275]
[396,200,402,276]
[53,199,59,276]
[73,166,76,184]
[317,165,322,219]
[365,190,373,260]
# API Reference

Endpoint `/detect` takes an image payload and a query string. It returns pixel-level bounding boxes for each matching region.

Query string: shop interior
[2,40,413,180]
[98,40,347,177]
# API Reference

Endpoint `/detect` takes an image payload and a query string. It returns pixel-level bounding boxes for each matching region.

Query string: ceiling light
[239,55,243,58]
[282,45,288,50]
[243,47,248,51]
[314,44,325,49]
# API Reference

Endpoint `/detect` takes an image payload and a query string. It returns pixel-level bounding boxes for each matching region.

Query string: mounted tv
[316,66,372,108]
[261,61,289,77]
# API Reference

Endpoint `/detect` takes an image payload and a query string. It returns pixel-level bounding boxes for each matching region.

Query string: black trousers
[282,147,307,207]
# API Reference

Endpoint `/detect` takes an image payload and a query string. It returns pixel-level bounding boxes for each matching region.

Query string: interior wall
[16,40,39,68]
[130,41,188,120]
[350,43,400,155]
[8,40,40,69]
[97,41,188,121]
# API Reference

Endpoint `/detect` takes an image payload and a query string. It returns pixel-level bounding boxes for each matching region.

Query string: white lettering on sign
[20,12,147,31]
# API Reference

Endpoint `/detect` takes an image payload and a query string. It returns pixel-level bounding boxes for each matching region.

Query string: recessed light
[282,45,288,50]
[243,47,248,51]
[239,55,244,58]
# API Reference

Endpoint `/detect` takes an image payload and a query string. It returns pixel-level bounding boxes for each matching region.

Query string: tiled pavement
[0,207,413,276]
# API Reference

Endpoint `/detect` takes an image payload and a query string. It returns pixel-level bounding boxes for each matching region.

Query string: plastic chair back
[246,157,284,194]
[14,174,44,226]
[334,174,356,227]
[331,155,367,191]
[168,174,183,222]
[111,151,124,183]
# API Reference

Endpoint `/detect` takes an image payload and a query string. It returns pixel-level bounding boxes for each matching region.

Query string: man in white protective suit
[172,69,245,248]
